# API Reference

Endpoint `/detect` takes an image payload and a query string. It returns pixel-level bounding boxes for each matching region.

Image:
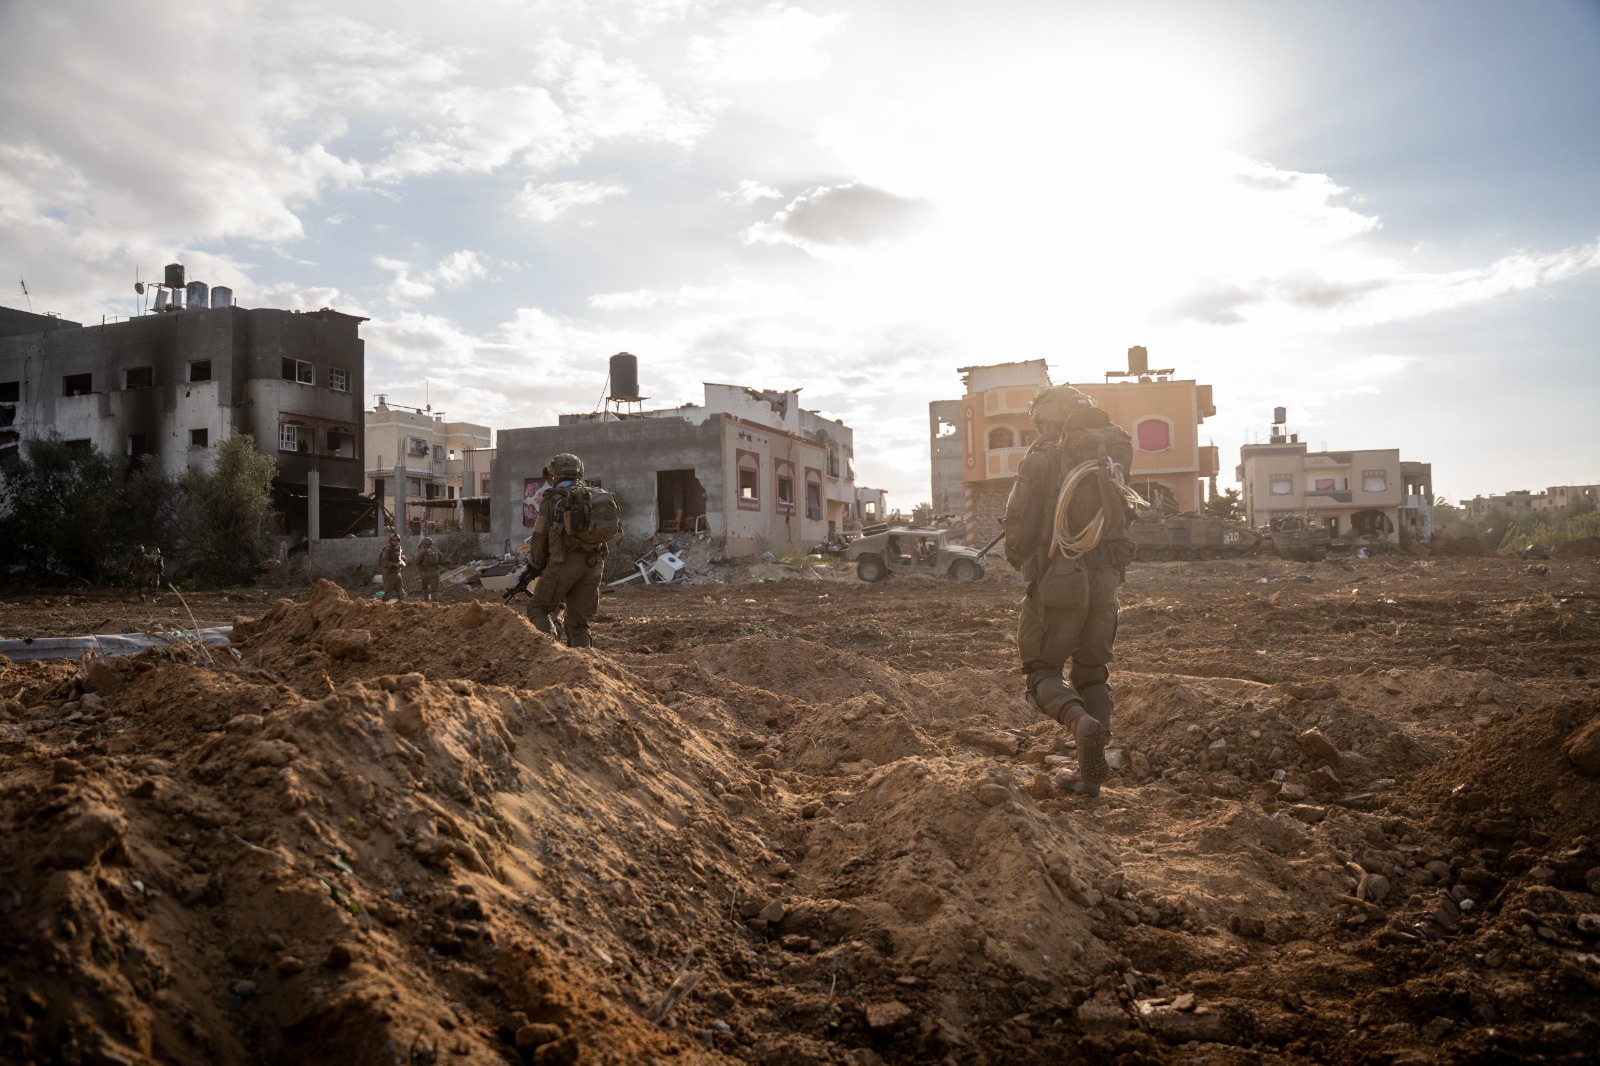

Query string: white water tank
[211,286,233,308]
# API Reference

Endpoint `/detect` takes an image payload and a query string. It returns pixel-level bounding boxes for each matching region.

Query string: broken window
[279,423,305,452]
[739,464,758,500]
[936,419,957,438]
[0,381,17,427]
[806,470,823,521]
[124,366,154,390]
[775,458,795,513]
[282,358,315,384]
[189,360,212,383]
[127,433,150,457]
[190,428,209,448]
[62,372,92,396]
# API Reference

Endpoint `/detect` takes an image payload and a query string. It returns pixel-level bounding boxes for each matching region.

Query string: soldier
[524,452,619,647]
[141,545,164,601]
[377,532,407,602]
[1004,384,1137,797]
[416,536,443,601]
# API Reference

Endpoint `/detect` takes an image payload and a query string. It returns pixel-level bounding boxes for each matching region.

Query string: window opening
[188,360,212,383]
[124,366,154,390]
[282,358,314,384]
[190,428,209,448]
[63,373,92,396]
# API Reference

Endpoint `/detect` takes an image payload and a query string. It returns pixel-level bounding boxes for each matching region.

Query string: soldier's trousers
[530,551,600,646]
[1017,558,1121,725]
[382,570,406,601]
[419,571,440,599]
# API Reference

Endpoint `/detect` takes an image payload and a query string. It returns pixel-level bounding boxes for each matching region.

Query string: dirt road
[2,554,1597,1063]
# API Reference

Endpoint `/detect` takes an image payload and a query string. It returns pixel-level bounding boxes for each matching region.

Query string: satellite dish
[135,281,145,294]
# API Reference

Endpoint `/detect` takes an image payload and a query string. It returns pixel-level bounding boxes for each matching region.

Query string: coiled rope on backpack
[1050,461,1147,560]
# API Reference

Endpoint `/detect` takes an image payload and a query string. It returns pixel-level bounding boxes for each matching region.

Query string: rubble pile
[1,559,1598,1064]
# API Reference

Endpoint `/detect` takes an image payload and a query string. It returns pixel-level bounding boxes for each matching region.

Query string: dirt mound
[1428,536,1490,557]
[1552,536,1600,558]
[3,562,1599,1065]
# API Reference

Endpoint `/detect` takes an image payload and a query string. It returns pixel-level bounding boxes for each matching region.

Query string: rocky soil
[2,553,1598,1065]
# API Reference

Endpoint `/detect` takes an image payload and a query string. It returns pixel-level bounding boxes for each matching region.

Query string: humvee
[845,527,986,583]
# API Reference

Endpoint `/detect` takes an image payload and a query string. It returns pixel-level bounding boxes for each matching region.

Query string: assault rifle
[502,562,542,602]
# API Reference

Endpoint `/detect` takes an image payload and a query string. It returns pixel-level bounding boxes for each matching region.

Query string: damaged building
[492,354,883,558]
[932,348,1220,547]
[1239,410,1434,547]
[364,397,494,537]
[0,269,366,540]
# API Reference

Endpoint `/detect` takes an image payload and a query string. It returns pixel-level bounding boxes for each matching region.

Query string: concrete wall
[492,416,727,553]
[303,532,493,582]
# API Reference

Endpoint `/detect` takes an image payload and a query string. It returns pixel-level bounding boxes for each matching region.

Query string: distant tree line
[0,432,278,587]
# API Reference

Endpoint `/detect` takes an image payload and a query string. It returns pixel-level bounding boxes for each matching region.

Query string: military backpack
[559,483,623,548]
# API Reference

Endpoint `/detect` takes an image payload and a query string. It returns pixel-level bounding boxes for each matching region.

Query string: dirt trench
[1,554,1598,1065]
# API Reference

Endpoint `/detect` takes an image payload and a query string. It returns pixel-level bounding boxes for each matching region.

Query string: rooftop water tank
[211,286,233,309]
[186,281,209,310]
[609,351,641,402]
[164,263,185,290]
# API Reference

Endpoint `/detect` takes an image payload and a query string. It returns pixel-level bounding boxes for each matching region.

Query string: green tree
[0,434,163,583]
[1204,486,1243,520]
[174,432,277,586]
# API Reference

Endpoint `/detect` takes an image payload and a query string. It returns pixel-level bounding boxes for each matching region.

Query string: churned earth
[1,553,1598,1065]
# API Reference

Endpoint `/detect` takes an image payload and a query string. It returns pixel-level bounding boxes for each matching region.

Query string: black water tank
[1127,345,1148,375]
[1273,406,1287,426]
[609,352,640,401]
[164,263,185,289]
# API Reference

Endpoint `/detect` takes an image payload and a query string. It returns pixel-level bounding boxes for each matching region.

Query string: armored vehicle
[1129,511,1263,561]
[846,527,987,583]
[1268,513,1331,562]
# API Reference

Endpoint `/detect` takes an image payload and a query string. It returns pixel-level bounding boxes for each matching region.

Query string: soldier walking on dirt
[133,544,164,601]
[523,452,619,648]
[378,532,408,602]
[1004,384,1138,797]
[416,536,443,601]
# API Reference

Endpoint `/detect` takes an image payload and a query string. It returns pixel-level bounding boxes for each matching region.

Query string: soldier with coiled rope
[1003,384,1143,797]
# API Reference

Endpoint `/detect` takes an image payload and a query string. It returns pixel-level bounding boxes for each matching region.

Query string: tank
[609,352,640,401]
[1129,511,1263,561]
[211,286,233,308]
[185,281,209,310]
[164,263,185,289]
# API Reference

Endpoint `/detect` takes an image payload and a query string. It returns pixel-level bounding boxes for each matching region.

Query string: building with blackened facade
[0,290,366,540]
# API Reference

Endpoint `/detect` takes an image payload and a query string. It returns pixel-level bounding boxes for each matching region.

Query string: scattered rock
[39,805,127,870]
[1297,728,1341,766]
[321,629,374,661]
[864,1000,912,1031]
[975,783,1012,807]
[1563,717,1600,776]
[1076,990,1130,1034]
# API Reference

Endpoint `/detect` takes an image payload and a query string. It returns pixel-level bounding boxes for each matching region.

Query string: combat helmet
[1028,384,1094,427]
[549,453,584,480]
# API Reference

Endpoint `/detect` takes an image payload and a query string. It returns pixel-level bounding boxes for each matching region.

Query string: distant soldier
[142,545,164,601]
[416,536,443,601]
[377,533,407,602]
[524,452,621,647]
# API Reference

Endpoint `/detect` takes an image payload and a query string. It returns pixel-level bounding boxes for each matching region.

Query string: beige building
[1238,435,1434,545]
[934,348,1219,549]
[364,397,494,535]
[1533,484,1599,512]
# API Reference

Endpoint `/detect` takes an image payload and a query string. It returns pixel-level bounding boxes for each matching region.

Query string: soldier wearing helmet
[377,531,408,602]
[524,453,606,647]
[416,536,443,601]
[1003,383,1137,796]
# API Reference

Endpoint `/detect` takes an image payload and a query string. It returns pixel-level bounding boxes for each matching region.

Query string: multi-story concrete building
[363,397,494,535]
[928,398,964,522]
[1461,484,1598,517]
[1238,429,1433,545]
[492,372,880,558]
[0,285,366,540]
[935,348,1219,550]
[1533,484,1599,513]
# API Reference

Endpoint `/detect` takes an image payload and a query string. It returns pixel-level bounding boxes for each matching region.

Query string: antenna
[19,278,31,312]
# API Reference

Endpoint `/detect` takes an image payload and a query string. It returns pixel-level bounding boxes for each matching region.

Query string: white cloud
[688,6,846,83]
[511,180,627,222]
[375,250,491,302]
[745,182,929,252]
[588,279,798,311]
[719,180,783,204]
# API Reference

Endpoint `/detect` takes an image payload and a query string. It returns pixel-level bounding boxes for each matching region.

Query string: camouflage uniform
[1003,385,1135,795]
[141,547,163,600]
[416,537,443,601]
[526,453,606,648]
[378,534,407,602]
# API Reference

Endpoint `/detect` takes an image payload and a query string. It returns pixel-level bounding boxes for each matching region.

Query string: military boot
[1079,682,1114,739]
[1055,702,1108,796]
[567,630,593,649]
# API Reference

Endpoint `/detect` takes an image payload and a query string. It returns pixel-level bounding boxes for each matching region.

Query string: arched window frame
[1135,417,1174,453]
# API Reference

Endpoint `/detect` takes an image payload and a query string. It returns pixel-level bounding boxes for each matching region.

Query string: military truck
[846,527,987,583]
[1129,511,1263,561]
[1268,513,1331,562]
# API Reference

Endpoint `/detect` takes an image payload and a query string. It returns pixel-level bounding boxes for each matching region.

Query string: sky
[3,0,1597,508]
